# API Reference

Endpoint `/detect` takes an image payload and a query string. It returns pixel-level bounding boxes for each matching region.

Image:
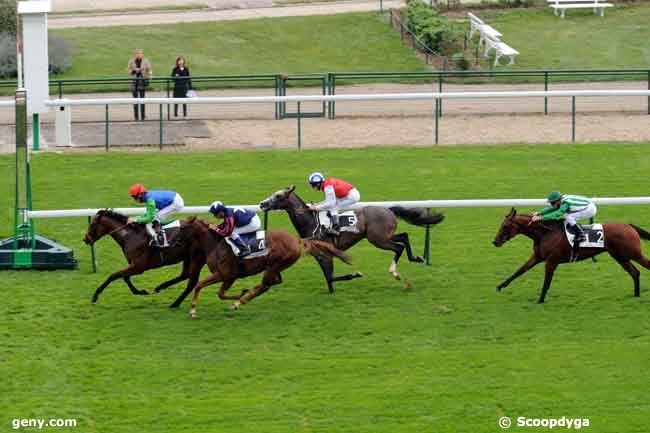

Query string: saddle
[317,211,359,236]
[563,221,605,248]
[225,230,268,260]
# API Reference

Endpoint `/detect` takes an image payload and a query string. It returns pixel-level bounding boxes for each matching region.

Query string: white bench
[547,0,613,18]
[483,33,519,66]
[468,12,502,50]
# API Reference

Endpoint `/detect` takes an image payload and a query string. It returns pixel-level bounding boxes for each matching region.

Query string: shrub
[0,34,74,78]
[0,0,17,36]
[451,52,470,70]
[405,0,464,55]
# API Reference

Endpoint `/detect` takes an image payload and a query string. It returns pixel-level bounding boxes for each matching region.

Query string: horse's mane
[98,209,129,223]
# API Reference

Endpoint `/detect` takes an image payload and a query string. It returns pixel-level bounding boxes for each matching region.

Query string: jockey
[307,172,361,235]
[127,184,185,247]
[532,191,597,247]
[208,201,261,257]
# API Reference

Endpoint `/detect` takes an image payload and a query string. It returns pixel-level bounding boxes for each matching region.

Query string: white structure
[548,0,613,18]
[468,12,518,66]
[18,1,50,115]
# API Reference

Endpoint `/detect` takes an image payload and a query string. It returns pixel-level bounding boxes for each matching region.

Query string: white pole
[16,5,23,88]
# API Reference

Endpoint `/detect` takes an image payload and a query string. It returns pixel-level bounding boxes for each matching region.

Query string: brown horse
[493,207,650,303]
[175,217,351,318]
[259,186,444,292]
[83,210,205,304]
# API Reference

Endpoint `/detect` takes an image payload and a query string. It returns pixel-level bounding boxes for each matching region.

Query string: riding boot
[157,231,169,248]
[324,214,340,236]
[571,223,584,258]
[232,237,251,257]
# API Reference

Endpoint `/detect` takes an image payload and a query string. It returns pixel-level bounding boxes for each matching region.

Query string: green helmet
[547,191,563,203]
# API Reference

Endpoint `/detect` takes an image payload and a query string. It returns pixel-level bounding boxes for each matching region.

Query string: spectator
[127,48,152,121]
[171,56,192,118]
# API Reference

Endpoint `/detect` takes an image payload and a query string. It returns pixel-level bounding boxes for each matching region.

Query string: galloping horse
[259,186,444,292]
[83,210,205,304]
[493,208,650,303]
[175,217,351,318]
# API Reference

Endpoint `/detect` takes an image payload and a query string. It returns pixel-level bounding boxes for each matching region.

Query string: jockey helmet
[547,191,563,203]
[129,183,147,198]
[209,201,225,215]
[308,172,325,187]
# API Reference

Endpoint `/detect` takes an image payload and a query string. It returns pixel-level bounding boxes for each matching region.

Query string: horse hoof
[391,272,401,280]
[496,286,502,293]
[354,271,364,278]
[414,256,424,263]
[169,303,180,309]
[91,297,98,304]
[138,290,149,296]
[230,301,241,310]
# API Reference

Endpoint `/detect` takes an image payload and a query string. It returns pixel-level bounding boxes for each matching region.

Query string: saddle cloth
[318,210,359,233]
[156,220,181,247]
[564,222,605,248]
[225,230,268,260]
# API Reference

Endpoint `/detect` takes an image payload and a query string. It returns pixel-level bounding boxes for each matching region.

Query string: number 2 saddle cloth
[564,221,605,248]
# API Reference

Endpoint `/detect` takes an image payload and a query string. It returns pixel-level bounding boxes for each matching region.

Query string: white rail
[26,197,650,219]
[45,89,650,107]
[0,100,15,107]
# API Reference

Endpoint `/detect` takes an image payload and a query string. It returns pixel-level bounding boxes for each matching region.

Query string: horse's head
[83,209,128,245]
[260,185,296,211]
[493,207,524,247]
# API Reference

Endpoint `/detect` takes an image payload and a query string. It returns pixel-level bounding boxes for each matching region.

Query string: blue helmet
[308,172,325,187]
[209,200,225,215]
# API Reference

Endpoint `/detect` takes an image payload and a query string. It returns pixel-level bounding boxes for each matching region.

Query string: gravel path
[49,0,403,28]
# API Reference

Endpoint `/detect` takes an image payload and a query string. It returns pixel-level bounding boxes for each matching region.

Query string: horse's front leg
[497,253,542,292]
[189,273,224,319]
[538,260,559,303]
[92,266,143,303]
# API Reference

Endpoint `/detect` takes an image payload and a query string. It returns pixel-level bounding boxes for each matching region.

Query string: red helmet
[129,183,147,198]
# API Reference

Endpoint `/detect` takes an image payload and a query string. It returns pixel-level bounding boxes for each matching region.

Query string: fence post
[438,74,443,117]
[330,75,336,119]
[274,75,280,120]
[88,216,97,273]
[297,101,302,150]
[166,78,171,121]
[57,81,62,99]
[380,0,383,13]
[104,104,109,151]
[434,98,440,145]
[571,96,576,143]
[423,208,431,266]
[544,71,549,115]
[159,104,164,150]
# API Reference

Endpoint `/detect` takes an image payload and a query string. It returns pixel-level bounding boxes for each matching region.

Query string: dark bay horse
[259,186,444,292]
[493,208,650,303]
[176,217,351,318]
[83,210,205,304]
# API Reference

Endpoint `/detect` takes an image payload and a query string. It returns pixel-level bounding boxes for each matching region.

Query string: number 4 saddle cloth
[225,230,269,260]
[564,222,605,248]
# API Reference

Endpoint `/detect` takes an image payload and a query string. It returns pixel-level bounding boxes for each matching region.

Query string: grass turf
[2,144,650,432]
[476,4,650,76]
[50,12,425,80]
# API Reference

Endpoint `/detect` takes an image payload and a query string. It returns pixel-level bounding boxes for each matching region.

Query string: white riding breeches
[331,189,361,216]
[231,215,261,240]
[156,194,185,221]
[565,203,597,225]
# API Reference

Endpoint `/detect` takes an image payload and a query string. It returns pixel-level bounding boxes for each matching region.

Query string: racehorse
[175,217,351,318]
[83,210,205,304]
[259,186,444,292]
[493,208,650,303]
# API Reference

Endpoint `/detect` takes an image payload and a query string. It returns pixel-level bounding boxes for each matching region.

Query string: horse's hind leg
[217,280,245,300]
[232,271,282,309]
[611,254,641,297]
[393,232,423,263]
[368,235,404,280]
[124,276,149,296]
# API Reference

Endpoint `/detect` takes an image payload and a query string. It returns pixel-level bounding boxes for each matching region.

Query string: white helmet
[308,172,325,186]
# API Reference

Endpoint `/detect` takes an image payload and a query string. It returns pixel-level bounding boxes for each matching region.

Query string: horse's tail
[301,239,352,265]
[389,207,445,227]
[631,224,650,241]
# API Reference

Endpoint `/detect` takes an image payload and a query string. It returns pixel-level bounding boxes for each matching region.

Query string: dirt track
[1,81,648,152]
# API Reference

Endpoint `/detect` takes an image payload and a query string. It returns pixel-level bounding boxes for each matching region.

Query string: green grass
[51,3,209,16]
[3,144,650,432]
[51,12,425,80]
[476,4,650,77]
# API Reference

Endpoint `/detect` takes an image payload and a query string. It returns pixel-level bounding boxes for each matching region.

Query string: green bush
[0,0,17,36]
[405,0,464,55]
[0,34,74,79]
[451,52,470,70]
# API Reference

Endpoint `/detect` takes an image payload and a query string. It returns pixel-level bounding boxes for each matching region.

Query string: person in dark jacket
[171,56,192,118]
